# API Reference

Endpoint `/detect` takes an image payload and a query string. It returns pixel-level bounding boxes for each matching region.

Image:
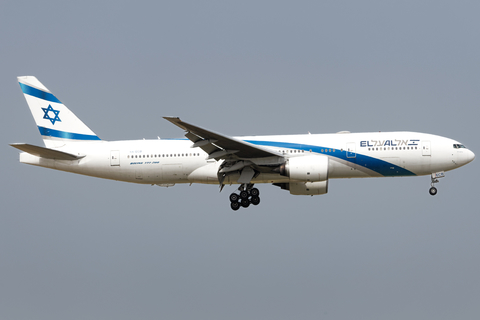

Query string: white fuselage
[19,131,474,186]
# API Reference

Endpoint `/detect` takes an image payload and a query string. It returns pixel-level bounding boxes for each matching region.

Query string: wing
[163,117,283,159]
[163,117,285,186]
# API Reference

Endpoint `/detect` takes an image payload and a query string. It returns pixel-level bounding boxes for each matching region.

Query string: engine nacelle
[279,155,329,182]
[276,155,329,195]
[273,180,329,195]
[290,181,328,195]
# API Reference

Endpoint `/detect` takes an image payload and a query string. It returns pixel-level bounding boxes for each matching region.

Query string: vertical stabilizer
[17,76,101,148]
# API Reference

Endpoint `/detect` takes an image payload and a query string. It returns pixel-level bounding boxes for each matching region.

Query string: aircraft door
[110,150,120,166]
[346,142,356,158]
[422,141,431,156]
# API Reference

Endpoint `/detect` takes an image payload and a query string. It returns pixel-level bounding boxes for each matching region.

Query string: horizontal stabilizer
[10,143,84,160]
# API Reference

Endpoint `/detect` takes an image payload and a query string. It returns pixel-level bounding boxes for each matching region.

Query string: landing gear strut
[229,184,260,210]
[429,172,444,196]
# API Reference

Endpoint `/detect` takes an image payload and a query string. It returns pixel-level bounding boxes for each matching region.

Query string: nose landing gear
[229,184,260,210]
[429,171,445,196]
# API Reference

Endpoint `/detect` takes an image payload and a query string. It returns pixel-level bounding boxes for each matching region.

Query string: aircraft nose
[466,149,475,163]
[456,148,475,167]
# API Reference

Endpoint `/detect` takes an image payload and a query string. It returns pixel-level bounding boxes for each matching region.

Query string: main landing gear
[229,184,260,211]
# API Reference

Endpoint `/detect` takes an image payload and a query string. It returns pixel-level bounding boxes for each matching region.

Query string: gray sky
[1,1,479,319]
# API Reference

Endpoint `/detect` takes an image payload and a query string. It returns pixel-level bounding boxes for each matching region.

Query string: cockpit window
[453,144,466,149]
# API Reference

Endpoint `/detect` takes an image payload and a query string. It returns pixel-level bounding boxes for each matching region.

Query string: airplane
[11,76,475,210]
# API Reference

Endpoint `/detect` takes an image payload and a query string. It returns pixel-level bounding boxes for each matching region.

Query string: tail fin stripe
[19,83,61,104]
[38,126,101,141]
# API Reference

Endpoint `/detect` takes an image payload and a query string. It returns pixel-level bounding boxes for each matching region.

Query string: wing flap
[10,143,84,160]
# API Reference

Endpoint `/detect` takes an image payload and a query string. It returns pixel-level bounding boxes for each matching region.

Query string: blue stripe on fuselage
[245,140,416,177]
[38,126,101,141]
[19,83,62,103]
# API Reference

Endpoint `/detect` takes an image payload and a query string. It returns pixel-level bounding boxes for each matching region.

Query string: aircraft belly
[161,163,185,182]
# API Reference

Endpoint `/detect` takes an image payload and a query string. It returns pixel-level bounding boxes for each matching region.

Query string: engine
[276,155,329,195]
[279,155,328,181]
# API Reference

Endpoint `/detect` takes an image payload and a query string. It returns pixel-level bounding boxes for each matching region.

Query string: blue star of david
[42,105,61,125]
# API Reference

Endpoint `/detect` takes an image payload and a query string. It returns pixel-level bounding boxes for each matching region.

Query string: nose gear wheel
[428,173,444,196]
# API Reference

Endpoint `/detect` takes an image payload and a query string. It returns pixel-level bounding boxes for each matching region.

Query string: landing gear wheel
[250,188,260,197]
[240,190,249,199]
[429,187,438,196]
[231,201,240,211]
[241,198,250,208]
[229,193,239,203]
[250,196,260,205]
